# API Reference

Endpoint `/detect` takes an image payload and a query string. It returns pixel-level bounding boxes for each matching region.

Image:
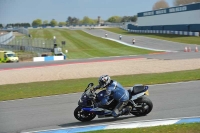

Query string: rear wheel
[131,96,153,116]
[74,106,96,122]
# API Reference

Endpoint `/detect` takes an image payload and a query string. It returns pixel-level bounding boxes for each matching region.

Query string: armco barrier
[0,31,14,44]
[33,56,65,62]
[127,29,199,36]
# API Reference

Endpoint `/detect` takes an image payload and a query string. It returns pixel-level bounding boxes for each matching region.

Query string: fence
[0,31,14,44]
[18,27,29,36]
[0,37,54,53]
[127,29,199,36]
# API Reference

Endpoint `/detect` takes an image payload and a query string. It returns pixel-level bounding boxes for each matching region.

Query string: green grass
[85,123,200,133]
[13,32,27,39]
[15,51,38,61]
[28,29,156,59]
[0,69,200,101]
[102,28,200,45]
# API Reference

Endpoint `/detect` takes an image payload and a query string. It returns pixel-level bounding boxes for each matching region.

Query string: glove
[93,87,97,92]
[93,85,101,91]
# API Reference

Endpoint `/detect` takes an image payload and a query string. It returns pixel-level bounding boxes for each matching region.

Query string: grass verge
[85,123,200,133]
[28,29,155,59]
[102,28,200,45]
[0,69,200,101]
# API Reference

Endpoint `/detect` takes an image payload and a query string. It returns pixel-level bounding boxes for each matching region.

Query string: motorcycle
[119,35,122,40]
[74,83,153,122]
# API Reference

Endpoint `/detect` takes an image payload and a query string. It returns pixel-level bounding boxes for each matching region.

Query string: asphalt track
[84,29,198,51]
[0,29,200,133]
[0,81,200,133]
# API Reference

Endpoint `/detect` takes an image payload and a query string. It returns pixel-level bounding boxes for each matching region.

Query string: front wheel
[131,96,153,116]
[74,106,96,122]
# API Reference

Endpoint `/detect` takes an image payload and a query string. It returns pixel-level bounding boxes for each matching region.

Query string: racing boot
[121,106,132,115]
[112,101,129,118]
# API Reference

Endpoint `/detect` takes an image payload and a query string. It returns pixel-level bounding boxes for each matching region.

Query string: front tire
[74,106,96,122]
[131,96,153,116]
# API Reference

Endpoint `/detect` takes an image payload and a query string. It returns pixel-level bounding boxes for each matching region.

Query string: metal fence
[18,27,29,36]
[0,31,14,44]
[0,37,54,53]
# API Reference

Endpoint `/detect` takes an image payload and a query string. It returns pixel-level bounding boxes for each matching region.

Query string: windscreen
[6,54,15,57]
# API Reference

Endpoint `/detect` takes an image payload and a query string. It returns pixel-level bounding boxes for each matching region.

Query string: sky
[0,0,173,25]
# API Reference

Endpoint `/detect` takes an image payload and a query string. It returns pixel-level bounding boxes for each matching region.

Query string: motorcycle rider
[119,35,122,40]
[93,75,132,118]
[105,33,108,37]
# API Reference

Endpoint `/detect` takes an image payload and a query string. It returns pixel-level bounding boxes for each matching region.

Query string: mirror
[87,83,94,88]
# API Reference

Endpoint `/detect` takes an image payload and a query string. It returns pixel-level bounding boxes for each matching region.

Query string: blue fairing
[145,86,149,91]
[82,107,106,115]
[82,107,93,111]
[96,90,107,101]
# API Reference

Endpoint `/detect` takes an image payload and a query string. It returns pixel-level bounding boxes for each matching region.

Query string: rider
[93,75,132,117]
[119,34,122,40]
[105,33,108,37]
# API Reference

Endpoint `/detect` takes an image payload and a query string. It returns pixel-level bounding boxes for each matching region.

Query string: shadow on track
[59,115,145,128]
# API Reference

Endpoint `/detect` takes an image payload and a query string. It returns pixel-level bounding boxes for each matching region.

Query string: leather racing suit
[94,80,131,117]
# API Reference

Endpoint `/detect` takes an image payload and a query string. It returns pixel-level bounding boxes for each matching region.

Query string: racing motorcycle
[74,83,153,122]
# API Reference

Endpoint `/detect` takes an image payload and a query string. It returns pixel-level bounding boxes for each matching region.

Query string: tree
[6,23,31,28]
[66,16,80,25]
[66,16,72,25]
[50,19,57,26]
[0,24,3,28]
[58,22,66,26]
[80,16,95,24]
[152,0,169,10]
[121,15,137,22]
[72,17,79,25]
[43,20,48,24]
[130,15,137,22]
[173,0,200,6]
[32,19,42,26]
[93,19,98,24]
[107,16,122,23]
[42,20,48,27]
[121,16,130,22]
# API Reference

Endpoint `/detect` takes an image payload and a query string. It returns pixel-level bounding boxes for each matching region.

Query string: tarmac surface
[1,81,200,133]
[84,29,199,52]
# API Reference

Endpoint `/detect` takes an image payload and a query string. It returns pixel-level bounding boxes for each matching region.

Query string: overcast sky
[0,0,173,24]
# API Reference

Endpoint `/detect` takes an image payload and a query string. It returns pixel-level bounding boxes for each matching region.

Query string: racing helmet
[98,75,111,88]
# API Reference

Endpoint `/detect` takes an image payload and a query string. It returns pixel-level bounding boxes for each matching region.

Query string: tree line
[153,0,200,10]
[6,23,31,28]
[32,15,138,27]
[0,23,31,28]
[0,15,137,28]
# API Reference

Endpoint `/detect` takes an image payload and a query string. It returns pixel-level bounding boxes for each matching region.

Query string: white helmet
[98,75,111,88]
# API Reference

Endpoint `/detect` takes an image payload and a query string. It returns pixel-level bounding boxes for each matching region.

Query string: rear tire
[74,106,96,122]
[131,96,153,116]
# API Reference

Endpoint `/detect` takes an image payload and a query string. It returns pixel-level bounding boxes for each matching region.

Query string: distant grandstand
[126,2,200,36]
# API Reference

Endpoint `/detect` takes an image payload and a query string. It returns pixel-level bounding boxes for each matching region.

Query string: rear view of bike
[128,84,153,116]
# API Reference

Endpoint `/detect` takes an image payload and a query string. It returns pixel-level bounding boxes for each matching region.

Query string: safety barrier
[129,29,199,36]
[0,31,14,44]
[33,56,65,62]
[18,27,29,36]
[122,28,199,36]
